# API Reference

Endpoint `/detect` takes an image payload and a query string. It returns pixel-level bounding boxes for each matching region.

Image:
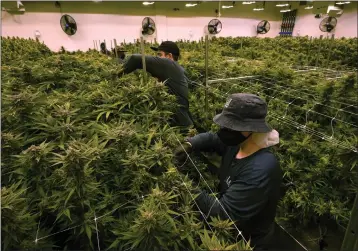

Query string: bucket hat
[213,93,272,133]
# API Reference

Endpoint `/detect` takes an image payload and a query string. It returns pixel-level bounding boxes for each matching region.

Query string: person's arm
[121,54,169,79]
[186,132,226,156]
[194,179,267,222]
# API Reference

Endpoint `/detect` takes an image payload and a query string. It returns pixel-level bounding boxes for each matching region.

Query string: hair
[164,52,179,61]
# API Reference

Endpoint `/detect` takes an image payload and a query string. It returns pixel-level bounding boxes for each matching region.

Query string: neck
[236,138,261,159]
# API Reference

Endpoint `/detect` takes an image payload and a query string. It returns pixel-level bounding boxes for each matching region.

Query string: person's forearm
[195,190,228,220]
[122,54,164,77]
[122,54,142,74]
[187,132,225,155]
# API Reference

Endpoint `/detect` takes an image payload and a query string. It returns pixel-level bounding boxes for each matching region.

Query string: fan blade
[147,18,150,26]
[263,20,267,27]
[65,15,70,24]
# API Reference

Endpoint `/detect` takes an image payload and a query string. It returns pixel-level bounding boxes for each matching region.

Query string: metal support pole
[93,40,95,50]
[315,35,323,67]
[104,39,107,54]
[140,37,147,84]
[94,40,98,52]
[110,40,113,50]
[327,34,335,66]
[114,39,118,58]
[340,191,358,251]
[205,35,209,114]
[307,37,311,66]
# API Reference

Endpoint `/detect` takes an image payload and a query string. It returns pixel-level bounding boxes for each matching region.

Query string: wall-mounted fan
[60,14,77,35]
[142,17,156,35]
[319,17,337,32]
[208,19,222,34]
[257,20,270,34]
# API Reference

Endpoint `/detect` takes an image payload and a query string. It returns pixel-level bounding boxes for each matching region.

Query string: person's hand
[117,69,124,77]
[174,141,192,166]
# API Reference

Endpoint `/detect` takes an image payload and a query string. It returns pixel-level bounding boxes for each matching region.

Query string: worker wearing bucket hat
[174,93,282,250]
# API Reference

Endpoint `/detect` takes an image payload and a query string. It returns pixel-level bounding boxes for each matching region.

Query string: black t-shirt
[122,55,193,127]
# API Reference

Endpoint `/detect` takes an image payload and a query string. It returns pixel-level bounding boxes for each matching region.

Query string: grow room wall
[1,1,357,52]
[293,3,358,38]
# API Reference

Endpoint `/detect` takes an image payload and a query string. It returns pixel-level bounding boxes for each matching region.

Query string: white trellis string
[200,80,357,152]
[35,196,147,243]
[304,102,318,128]
[36,223,84,242]
[184,86,355,249]
[202,74,358,118]
[190,78,357,151]
[96,196,147,221]
[253,69,358,106]
[209,76,358,132]
[208,66,358,107]
[35,215,41,244]
[205,198,219,220]
[236,77,358,123]
[210,76,358,137]
[282,98,297,119]
[330,109,341,139]
[277,224,309,251]
[270,112,357,152]
[178,154,189,168]
[258,75,358,108]
[177,174,214,233]
[172,210,203,220]
[94,213,101,251]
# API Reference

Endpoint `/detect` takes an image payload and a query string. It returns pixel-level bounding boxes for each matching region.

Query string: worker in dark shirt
[100,42,111,56]
[175,93,282,250]
[113,46,127,64]
[119,41,193,130]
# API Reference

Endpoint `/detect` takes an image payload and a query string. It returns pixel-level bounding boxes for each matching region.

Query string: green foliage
[1,36,357,250]
[1,183,53,249]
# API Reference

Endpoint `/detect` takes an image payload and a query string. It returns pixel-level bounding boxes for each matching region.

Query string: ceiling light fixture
[185,3,197,7]
[222,5,234,8]
[243,1,255,5]
[253,7,264,11]
[276,3,289,7]
[280,9,291,12]
[305,5,313,9]
[336,1,350,4]
[142,1,154,5]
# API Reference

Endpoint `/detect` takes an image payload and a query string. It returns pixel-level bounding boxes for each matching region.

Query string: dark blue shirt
[188,132,282,247]
[122,55,193,127]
